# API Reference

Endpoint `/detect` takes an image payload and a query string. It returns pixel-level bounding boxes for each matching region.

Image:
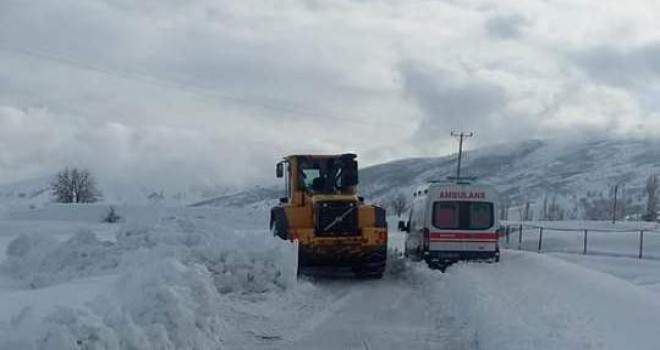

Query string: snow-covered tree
[51,168,102,203]
[517,201,532,221]
[102,206,121,223]
[499,197,511,220]
[609,184,627,221]
[389,192,408,218]
[546,197,565,221]
[542,196,548,220]
[643,174,658,222]
[581,197,610,220]
[148,190,165,203]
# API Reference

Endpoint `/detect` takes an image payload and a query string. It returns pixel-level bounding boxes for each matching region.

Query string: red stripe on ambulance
[428,232,498,241]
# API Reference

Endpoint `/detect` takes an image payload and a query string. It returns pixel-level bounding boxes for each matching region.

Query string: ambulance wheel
[426,260,449,272]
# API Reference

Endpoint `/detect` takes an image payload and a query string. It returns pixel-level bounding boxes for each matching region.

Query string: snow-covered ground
[549,253,660,294]
[444,251,660,349]
[2,207,660,349]
[0,205,299,349]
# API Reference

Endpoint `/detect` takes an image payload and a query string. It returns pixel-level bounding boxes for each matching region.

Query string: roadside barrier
[500,222,660,260]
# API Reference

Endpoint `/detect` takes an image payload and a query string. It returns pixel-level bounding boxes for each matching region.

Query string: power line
[0,44,408,128]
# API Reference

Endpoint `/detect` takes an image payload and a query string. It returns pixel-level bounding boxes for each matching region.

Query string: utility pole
[612,184,619,224]
[451,131,473,179]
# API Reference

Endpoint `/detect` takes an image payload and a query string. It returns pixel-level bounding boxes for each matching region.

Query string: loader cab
[298,155,358,193]
[276,154,359,205]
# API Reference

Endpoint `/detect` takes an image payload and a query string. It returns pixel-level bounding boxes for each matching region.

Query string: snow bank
[2,231,120,288]
[0,215,298,349]
[5,204,112,223]
[550,252,660,295]
[443,251,660,350]
[115,217,298,293]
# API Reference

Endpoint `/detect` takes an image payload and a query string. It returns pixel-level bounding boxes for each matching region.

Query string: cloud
[399,62,507,143]
[0,105,289,191]
[0,0,417,191]
[485,14,527,39]
[573,43,660,88]
[1,0,660,192]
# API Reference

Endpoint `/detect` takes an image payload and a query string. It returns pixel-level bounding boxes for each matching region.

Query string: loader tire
[354,247,386,279]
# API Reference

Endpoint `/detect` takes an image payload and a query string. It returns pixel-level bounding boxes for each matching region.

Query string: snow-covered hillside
[0,177,51,213]
[361,137,660,216]
[189,187,281,210]
[2,205,660,349]
[192,137,660,220]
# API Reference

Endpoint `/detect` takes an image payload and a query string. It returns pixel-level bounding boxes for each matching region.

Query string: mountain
[361,137,660,219]
[0,176,52,210]
[192,137,660,220]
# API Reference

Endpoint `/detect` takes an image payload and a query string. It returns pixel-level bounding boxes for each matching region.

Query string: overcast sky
[2,0,660,191]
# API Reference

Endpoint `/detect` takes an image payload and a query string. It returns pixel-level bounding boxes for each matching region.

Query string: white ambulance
[399,179,500,268]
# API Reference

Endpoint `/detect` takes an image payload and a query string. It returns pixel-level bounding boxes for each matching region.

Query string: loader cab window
[301,168,321,190]
[298,156,357,194]
[299,161,325,192]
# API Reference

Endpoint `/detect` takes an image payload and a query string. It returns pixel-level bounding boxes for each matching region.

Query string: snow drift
[0,215,298,349]
[443,250,660,350]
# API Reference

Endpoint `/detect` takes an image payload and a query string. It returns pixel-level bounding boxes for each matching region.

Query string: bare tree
[390,192,408,218]
[643,174,658,222]
[516,201,531,221]
[581,197,610,220]
[499,197,511,220]
[148,190,165,203]
[547,197,565,221]
[609,183,627,222]
[51,168,102,203]
[102,206,121,223]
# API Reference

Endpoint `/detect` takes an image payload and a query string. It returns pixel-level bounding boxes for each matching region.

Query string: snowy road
[222,249,660,350]
[216,227,474,350]
[223,273,474,350]
[2,206,660,349]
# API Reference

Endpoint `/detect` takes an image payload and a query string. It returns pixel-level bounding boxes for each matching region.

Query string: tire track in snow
[284,282,357,344]
[271,270,475,350]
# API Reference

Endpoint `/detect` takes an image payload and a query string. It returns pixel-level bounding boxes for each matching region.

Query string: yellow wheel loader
[270,154,388,278]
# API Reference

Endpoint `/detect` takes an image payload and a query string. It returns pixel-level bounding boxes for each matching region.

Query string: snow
[550,253,660,294]
[0,206,297,349]
[444,251,660,350]
[2,206,660,349]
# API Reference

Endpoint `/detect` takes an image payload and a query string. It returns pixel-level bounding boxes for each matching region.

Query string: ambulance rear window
[434,202,459,229]
[470,202,492,229]
[432,201,493,230]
